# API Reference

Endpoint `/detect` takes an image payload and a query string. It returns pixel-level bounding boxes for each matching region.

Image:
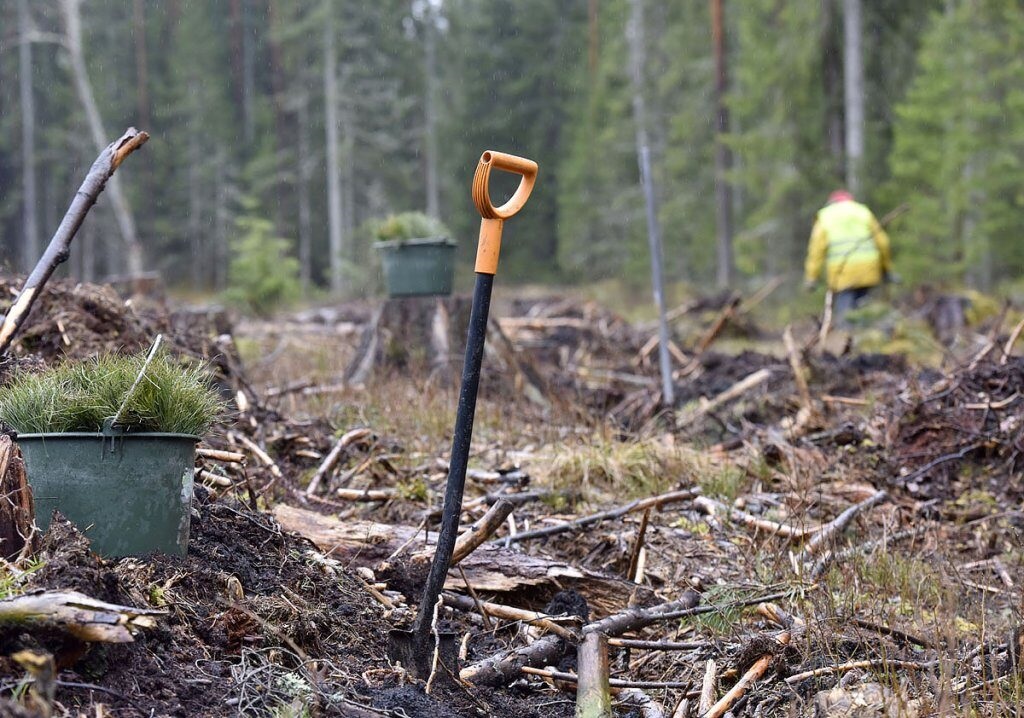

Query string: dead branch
[305,427,372,496]
[809,525,931,580]
[442,592,577,640]
[196,447,246,464]
[462,591,701,687]
[576,632,613,718]
[233,433,284,481]
[782,325,813,415]
[692,295,740,355]
[693,496,816,539]
[0,128,148,355]
[520,666,693,691]
[800,490,887,559]
[785,658,935,685]
[0,590,164,643]
[618,688,666,718]
[1001,316,1024,364]
[496,488,697,545]
[698,659,716,716]
[702,631,791,718]
[451,498,514,565]
[607,637,709,651]
[676,368,772,428]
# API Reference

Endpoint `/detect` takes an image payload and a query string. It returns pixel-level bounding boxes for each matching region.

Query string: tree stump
[345,295,473,384]
[0,435,35,559]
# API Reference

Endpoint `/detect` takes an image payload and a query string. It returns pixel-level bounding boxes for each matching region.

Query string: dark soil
[0,496,573,717]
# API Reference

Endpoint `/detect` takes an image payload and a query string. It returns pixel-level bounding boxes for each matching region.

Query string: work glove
[803,279,818,293]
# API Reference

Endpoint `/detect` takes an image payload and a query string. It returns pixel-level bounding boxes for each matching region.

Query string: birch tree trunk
[710,0,734,288]
[18,0,39,274]
[842,0,864,193]
[323,4,346,294]
[62,0,145,276]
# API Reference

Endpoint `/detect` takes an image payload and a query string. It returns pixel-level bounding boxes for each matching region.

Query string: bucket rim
[373,236,455,250]
[16,432,200,441]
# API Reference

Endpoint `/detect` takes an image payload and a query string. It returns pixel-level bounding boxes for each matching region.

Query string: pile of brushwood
[0,276,1022,716]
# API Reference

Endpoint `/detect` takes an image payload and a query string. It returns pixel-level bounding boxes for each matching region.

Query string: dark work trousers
[833,286,873,326]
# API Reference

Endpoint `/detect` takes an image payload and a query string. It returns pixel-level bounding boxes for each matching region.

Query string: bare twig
[452,499,514,565]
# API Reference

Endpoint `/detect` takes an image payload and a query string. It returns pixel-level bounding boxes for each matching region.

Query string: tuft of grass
[0,349,225,435]
[542,436,706,499]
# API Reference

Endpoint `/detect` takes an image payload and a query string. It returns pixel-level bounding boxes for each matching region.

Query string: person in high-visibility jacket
[804,189,893,322]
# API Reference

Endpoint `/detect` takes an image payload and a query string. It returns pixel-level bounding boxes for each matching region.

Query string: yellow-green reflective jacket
[804,200,891,292]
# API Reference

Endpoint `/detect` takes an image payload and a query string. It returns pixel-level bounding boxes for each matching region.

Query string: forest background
[2,0,1023,305]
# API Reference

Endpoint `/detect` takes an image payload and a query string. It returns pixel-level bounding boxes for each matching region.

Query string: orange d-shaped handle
[471,150,538,274]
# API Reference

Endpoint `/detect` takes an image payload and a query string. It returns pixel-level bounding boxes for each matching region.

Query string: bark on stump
[345,295,472,384]
[0,435,35,559]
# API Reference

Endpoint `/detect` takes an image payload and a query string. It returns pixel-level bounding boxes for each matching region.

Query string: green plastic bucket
[375,237,456,297]
[18,432,197,558]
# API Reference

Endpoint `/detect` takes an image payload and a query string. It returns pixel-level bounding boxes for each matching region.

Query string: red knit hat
[828,189,854,204]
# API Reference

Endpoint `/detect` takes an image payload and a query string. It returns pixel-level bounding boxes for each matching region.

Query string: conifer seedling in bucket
[0,337,224,557]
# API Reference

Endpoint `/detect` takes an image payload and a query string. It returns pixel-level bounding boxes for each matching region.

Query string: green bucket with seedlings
[372,212,456,297]
[0,341,223,558]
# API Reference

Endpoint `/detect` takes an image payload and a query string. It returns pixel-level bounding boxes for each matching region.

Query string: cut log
[273,504,647,612]
[0,590,164,643]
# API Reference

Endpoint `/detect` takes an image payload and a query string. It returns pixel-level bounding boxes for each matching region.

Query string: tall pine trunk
[842,0,864,193]
[710,0,734,288]
[423,7,440,219]
[323,4,346,294]
[62,0,145,276]
[296,90,313,292]
[18,0,39,274]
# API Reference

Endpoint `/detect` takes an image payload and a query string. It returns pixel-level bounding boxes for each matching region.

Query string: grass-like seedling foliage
[0,350,224,436]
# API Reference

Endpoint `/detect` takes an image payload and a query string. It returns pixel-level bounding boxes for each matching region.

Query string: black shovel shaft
[413,272,494,647]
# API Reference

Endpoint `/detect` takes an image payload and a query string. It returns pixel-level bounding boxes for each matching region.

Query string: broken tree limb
[495,488,698,545]
[782,325,813,415]
[698,659,717,716]
[305,427,372,496]
[800,490,888,559]
[442,593,577,640]
[576,632,612,718]
[462,591,701,687]
[0,590,164,643]
[0,127,149,355]
[618,689,665,718]
[809,525,930,581]
[693,496,816,539]
[785,658,935,685]
[676,368,772,428]
[702,631,791,718]
[451,498,514,566]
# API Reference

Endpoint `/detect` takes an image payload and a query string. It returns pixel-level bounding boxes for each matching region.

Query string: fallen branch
[800,490,888,559]
[451,499,514,566]
[693,496,816,539]
[521,666,693,691]
[785,658,936,685]
[618,688,665,718]
[233,433,284,481]
[607,637,709,651]
[677,368,772,428]
[809,525,931,581]
[0,128,149,355]
[698,659,716,716]
[495,488,697,545]
[462,591,701,687]
[305,428,372,496]
[442,592,577,640]
[702,631,791,718]
[196,447,246,464]
[0,590,164,643]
